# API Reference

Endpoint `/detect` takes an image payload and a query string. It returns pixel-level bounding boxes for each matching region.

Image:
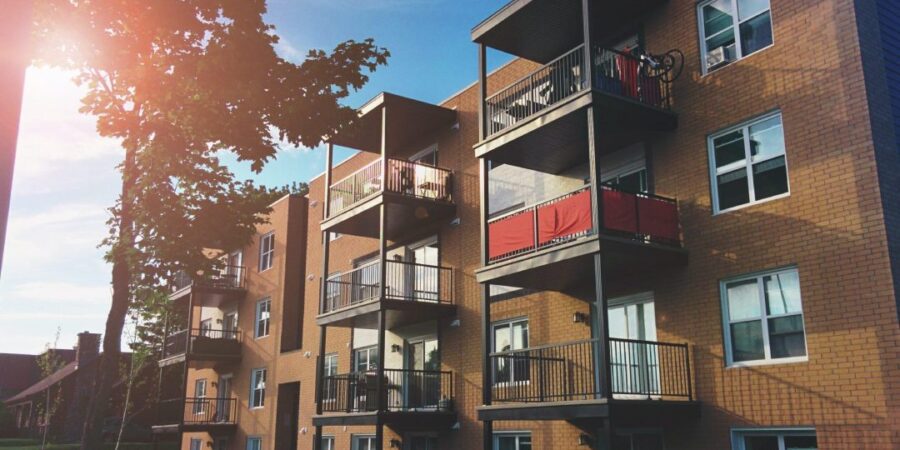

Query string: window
[329,232,342,241]
[250,368,266,408]
[721,268,807,366]
[732,429,818,450]
[258,232,274,271]
[354,346,378,372]
[255,298,271,338]
[605,168,648,193]
[321,436,335,450]
[352,435,377,450]
[246,437,262,450]
[492,318,529,384]
[199,318,212,337]
[709,112,788,213]
[323,353,338,401]
[325,273,341,311]
[493,432,532,450]
[193,379,207,414]
[190,439,203,450]
[698,0,773,72]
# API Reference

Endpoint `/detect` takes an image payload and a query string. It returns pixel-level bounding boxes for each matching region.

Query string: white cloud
[8,281,110,304]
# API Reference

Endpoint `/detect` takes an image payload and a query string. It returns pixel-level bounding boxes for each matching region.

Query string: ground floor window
[732,428,818,450]
[321,436,334,450]
[612,429,664,450]
[494,432,531,450]
[246,437,262,450]
[190,439,202,450]
[352,435,377,450]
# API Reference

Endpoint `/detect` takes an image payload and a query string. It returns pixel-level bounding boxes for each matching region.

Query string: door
[352,255,380,304]
[223,311,238,339]
[404,337,440,409]
[216,375,232,422]
[608,293,659,398]
[225,251,242,287]
[406,238,439,302]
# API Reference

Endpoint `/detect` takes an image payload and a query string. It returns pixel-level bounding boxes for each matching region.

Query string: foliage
[34,329,66,450]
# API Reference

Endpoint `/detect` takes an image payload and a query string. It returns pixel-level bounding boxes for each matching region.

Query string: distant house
[0,349,75,401]
[4,332,155,443]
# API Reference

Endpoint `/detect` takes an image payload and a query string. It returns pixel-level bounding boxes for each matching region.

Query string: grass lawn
[0,440,174,450]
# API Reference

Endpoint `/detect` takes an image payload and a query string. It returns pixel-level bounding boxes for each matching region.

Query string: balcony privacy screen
[537,189,592,246]
[602,187,679,243]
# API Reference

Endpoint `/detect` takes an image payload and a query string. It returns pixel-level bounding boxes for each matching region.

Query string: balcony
[314,369,456,430]
[317,259,456,328]
[477,338,698,423]
[321,158,455,239]
[169,265,246,305]
[476,46,677,174]
[151,397,238,435]
[158,328,242,367]
[477,184,686,292]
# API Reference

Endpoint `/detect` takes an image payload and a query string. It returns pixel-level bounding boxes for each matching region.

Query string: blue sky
[0,0,510,354]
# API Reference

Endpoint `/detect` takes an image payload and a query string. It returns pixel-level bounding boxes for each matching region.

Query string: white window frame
[351,434,377,450]
[709,111,790,214]
[491,317,530,386]
[246,436,263,450]
[258,232,275,272]
[492,431,532,450]
[190,438,203,450]
[321,436,335,450]
[697,0,775,74]
[731,428,817,450]
[721,267,809,367]
[250,368,266,409]
[255,298,271,339]
[354,345,378,373]
[323,353,338,402]
[193,379,208,415]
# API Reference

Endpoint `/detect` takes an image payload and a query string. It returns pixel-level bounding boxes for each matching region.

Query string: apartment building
[154,0,900,449]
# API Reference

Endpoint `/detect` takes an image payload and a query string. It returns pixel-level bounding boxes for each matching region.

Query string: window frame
[491,317,530,386]
[258,232,275,272]
[708,111,790,214]
[190,439,203,450]
[246,436,263,450]
[353,345,379,373]
[249,368,267,409]
[351,434,377,450]
[720,267,809,367]
[255,298,271,339]
[323,353,338,402]
[697,0,775,74]
[321,436,335,450]
[492,431,532,450]
[731,428,817,450]
[193,379,208,415]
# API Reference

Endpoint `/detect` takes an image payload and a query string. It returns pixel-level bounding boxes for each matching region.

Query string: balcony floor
[317,298,457,329]
[475,234,687,295]
[476,398,700,424]
[321,192,455,240]
[169,284,246,307]
[312,410,457,431]
[475,89,676,174]
[151,422,237,435]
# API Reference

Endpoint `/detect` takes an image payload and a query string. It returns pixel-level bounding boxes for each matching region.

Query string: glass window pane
[752,156,788,200]
[717,168,750,210]
[749,116,785,161]
[714,130,746,168]
[731,321,765,362]
[617,170,647,193]
[737,0,769,21]
[739,11,773,56]
[727,279,761,321]
[497,436,517,450]
[703,0,735,36]
[784,436,818,450]
[519,436,531,450]
[768,315,807,358]
[764,271,802,315]
[744,436,779,450]
[494,324,510,352]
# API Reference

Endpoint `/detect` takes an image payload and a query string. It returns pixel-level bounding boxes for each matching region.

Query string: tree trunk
[81,147,136,450]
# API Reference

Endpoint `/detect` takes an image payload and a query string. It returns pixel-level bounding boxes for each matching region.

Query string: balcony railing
[328,158,453,217]
[487,184,680,263]
[321,369,454,414]
[172,265,245,292]
[161,328,241,360]
[489,338,691,403]
[156,397,238,426]
[320,260,454,314]
[485,46,671,136]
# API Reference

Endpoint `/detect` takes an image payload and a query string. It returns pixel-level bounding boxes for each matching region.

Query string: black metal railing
[321,260,454,314]
[487,183,681,263]
[328,158,453,217]
[172,265,245,291]
[485,45,671,137]
[161,328,242,359]
[489,338,691,403]
[155,397,238,426]
[321,369,454,414]
[486,45,586,135]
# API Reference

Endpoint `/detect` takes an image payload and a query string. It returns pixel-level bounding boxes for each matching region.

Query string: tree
[31,2,389,448]
[35,328,65,449]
